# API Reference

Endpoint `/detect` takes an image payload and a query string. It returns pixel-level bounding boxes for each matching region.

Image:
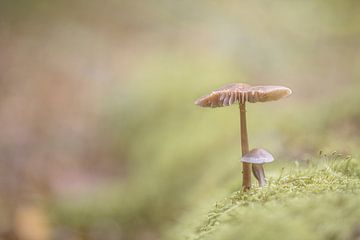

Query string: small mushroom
[241,148,274,187]
[195,83,291,190]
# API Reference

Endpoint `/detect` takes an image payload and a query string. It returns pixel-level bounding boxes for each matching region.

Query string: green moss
[167,157,360,240]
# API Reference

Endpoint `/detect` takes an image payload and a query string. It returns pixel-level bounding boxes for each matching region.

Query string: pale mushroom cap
[241,148,274,164]
[195,83,292,108]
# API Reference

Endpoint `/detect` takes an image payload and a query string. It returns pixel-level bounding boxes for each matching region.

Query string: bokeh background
[0,1,360,240]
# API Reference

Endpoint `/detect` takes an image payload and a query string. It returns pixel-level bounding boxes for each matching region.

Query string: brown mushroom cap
[195,83,292,108]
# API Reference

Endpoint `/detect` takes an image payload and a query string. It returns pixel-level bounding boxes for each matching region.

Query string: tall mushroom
[195,83,292,190]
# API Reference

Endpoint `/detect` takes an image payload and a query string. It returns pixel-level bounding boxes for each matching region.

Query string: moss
[167,157,360,240]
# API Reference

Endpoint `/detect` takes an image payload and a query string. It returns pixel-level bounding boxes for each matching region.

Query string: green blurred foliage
[52,57,360,239]
[1,1,360,240]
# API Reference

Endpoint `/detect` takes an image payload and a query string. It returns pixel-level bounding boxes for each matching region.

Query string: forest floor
[168,154,360,240]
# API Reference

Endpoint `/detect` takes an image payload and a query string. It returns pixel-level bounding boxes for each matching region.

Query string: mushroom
[241,148,274,187]
[195,83,291,190]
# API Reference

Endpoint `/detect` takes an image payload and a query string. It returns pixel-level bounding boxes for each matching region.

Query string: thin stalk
[252,164,266,187]
[240,103,251,190]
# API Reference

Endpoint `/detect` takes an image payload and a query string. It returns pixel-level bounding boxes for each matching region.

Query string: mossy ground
[167,155,360,240]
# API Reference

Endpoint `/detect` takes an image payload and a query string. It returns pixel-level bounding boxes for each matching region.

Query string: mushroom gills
[252,164,266,187]
[219,93,226,101]
[223,93,230,106]
[229,92,235,105]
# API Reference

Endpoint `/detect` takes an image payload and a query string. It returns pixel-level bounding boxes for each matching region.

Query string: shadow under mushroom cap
[195,83,292,108]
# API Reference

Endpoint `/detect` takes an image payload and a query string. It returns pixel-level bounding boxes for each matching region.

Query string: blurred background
[0,0,359,239]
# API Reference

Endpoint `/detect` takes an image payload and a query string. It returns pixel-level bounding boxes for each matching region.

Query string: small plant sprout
[241,148,274,187]
[195,83,292,190]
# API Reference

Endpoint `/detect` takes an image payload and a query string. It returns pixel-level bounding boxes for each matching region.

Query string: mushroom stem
[252,164,266,187]
[239,103,251,190]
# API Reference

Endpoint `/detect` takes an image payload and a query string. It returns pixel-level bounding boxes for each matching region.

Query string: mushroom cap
[241,148,274,164]
[195,83,292,108]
